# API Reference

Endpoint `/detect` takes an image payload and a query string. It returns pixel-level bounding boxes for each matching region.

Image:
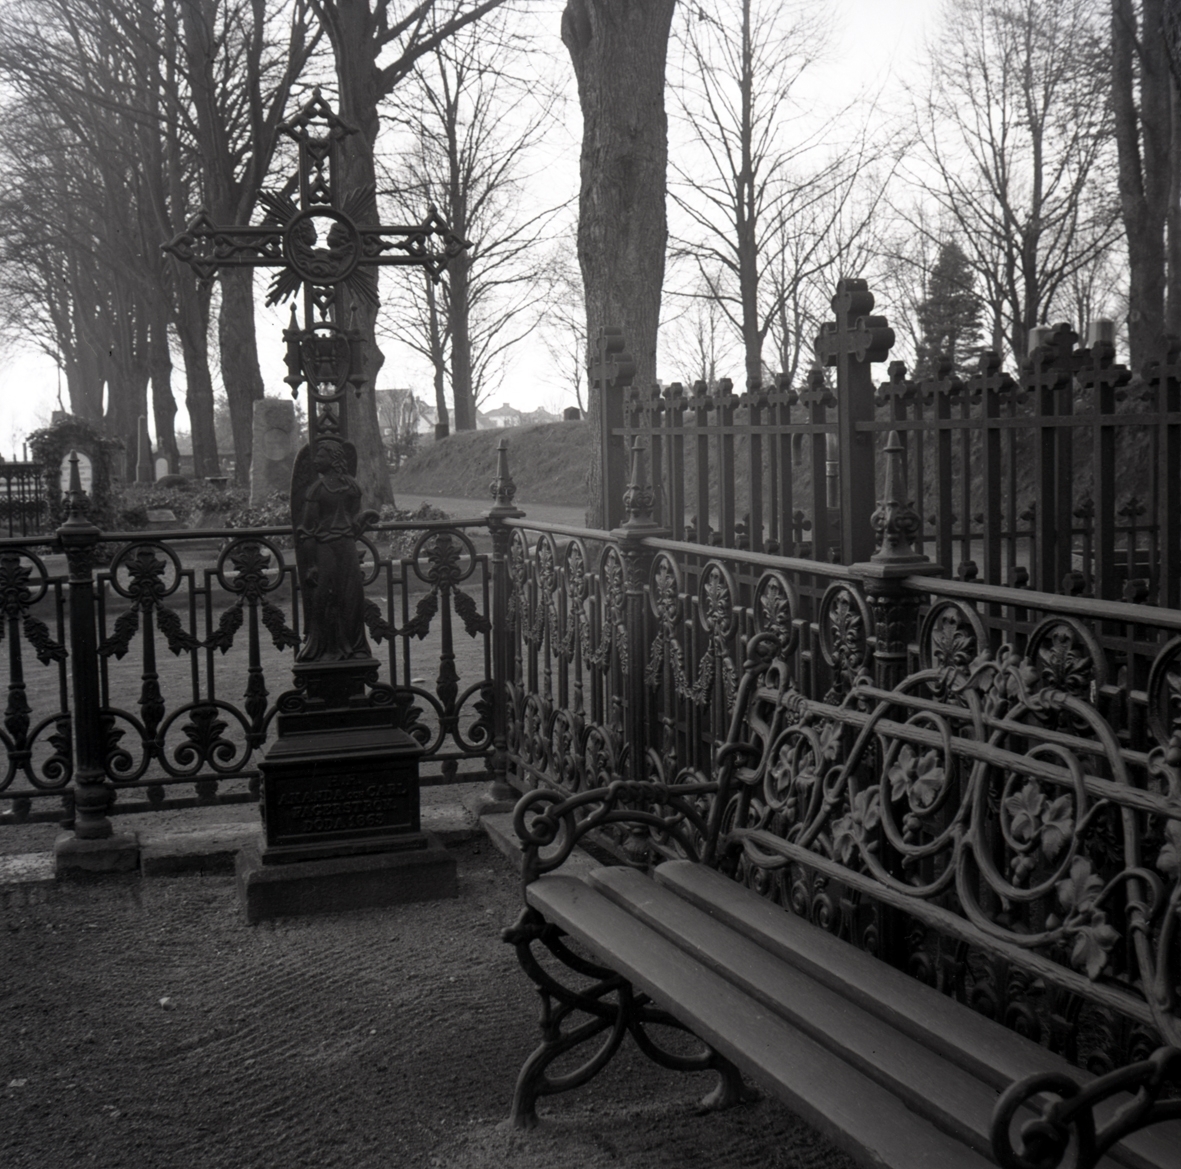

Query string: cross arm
[162,210,285,283]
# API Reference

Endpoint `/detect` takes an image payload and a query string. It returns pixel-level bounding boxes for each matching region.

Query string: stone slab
[250,398,297,505]
[235,833,457,924]
[422,797,478,844]
[140,823,258,876]
[0,852,56,886]
[54,832,139,877]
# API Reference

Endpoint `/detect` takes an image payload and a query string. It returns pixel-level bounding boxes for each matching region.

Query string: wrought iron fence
[497,501,1181,1070]
[611,281,1181,607]
[0,516,494,829]
[0,462,47,537]
[495,342,1181,1077]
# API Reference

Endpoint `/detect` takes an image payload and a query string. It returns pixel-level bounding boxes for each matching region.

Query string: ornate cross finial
[815,278,894,370]
[589,326,636,392]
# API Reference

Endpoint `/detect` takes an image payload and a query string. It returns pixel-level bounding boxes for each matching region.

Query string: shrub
[113,482,247,529]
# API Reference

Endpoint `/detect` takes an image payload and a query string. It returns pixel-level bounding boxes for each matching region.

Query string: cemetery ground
[0,824,856,1169]
[1,503,856,1167]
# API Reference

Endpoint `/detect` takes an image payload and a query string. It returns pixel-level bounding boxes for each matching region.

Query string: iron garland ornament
[163,88,471,678]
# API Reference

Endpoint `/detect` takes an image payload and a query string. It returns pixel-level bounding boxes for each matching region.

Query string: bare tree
[539,237,589,413]
[661,268,735,388]
[562,0,677,526]
[0,0,174,475]
[669,0,842,386]
[907,0,1120,362]
[761,172,887,384]
[1112,0,1181,365]
[308,0,509,503]
[382,9,561,430]
[177,0,321,483]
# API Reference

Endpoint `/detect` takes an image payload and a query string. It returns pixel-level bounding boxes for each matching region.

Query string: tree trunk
[316,2,393,508]
[219,267,266,486]
[174,280,220,479]
[427,276,450,435]
[562,0,676,527]
[450,253,476,429]
[1166,58,1181,334]
[736,0,761,389]
[1113,0,1172,365]
[149,302,180,474]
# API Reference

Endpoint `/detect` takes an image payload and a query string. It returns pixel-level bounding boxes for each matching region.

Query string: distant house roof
[477,403,560,429]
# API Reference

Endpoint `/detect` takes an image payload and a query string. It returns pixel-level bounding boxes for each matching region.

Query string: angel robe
[294,471,372,662]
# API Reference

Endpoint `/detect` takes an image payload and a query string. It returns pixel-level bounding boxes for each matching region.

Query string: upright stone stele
[250,398,297,505]
[136,415,153,484]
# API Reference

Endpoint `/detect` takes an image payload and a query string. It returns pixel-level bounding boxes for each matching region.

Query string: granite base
[235,832,457,924]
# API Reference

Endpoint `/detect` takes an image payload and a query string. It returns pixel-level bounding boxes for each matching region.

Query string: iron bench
[502,632,1181,1168]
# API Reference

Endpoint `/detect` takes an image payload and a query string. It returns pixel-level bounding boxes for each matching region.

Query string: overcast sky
[0,0,940,458]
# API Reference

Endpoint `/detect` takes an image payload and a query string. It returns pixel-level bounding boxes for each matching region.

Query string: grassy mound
[391,421,592,506]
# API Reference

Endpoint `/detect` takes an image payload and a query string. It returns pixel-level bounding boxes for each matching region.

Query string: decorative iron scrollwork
[818,582,871,702]
[991,1045,1181,1169]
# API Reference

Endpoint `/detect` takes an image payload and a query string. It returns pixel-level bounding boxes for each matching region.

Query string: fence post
[612,436,667,784]
[851,431,941,692]
[591,327,636,532]
[483,438,525,811]
[54,454,137,874]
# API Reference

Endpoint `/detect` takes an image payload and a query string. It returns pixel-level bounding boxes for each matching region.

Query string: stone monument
[250,398,297,504]
[136,415,153,483]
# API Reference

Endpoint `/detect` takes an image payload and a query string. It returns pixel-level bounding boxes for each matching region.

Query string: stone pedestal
[236,834,456,924]
[251,398,297,505]
[236,669,456,921]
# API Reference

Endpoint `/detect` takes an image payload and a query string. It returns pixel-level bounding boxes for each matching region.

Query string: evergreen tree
[913,241,984,378]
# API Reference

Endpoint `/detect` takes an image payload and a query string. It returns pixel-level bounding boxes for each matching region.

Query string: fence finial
[60,450,93,530]
[870,431,925,565]
[616,435,661,535]
[488,437,522,516]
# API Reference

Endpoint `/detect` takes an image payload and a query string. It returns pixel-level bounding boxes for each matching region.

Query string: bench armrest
[511,778,718,886]
[991,1045,1181,1168]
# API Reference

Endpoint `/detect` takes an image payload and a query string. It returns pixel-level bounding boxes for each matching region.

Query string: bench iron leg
[503,907,753,1128]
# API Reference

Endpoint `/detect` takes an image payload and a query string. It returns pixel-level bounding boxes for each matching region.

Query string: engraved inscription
[265,767,418,844]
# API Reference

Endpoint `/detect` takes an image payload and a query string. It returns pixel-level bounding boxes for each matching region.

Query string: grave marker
[250,398,297,504]
[163,89,469,920]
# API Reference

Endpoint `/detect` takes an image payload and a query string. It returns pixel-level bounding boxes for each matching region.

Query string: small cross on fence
[815,278,894,563]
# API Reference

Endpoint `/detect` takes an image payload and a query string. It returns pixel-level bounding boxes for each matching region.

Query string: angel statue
[291,436,378,662]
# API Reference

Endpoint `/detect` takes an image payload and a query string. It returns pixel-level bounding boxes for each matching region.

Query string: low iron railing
[0,513,496,828]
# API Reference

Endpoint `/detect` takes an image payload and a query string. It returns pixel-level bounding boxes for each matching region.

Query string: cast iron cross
[163,89,470,446]
[814,278,894,564]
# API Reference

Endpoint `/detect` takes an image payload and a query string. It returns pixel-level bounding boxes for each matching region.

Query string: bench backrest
[709,630,1181,1074]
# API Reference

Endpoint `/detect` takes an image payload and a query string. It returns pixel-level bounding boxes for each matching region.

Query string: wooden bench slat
[589,863,1009,1159]
[527,873,996,1169]
[655,860,1060,1084]
[653,860,1181,1169]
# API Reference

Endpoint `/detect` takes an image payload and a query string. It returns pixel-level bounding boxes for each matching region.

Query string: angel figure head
[312,436,350,476]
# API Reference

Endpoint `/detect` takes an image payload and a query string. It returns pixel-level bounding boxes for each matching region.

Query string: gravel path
[1,840,856,1169]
